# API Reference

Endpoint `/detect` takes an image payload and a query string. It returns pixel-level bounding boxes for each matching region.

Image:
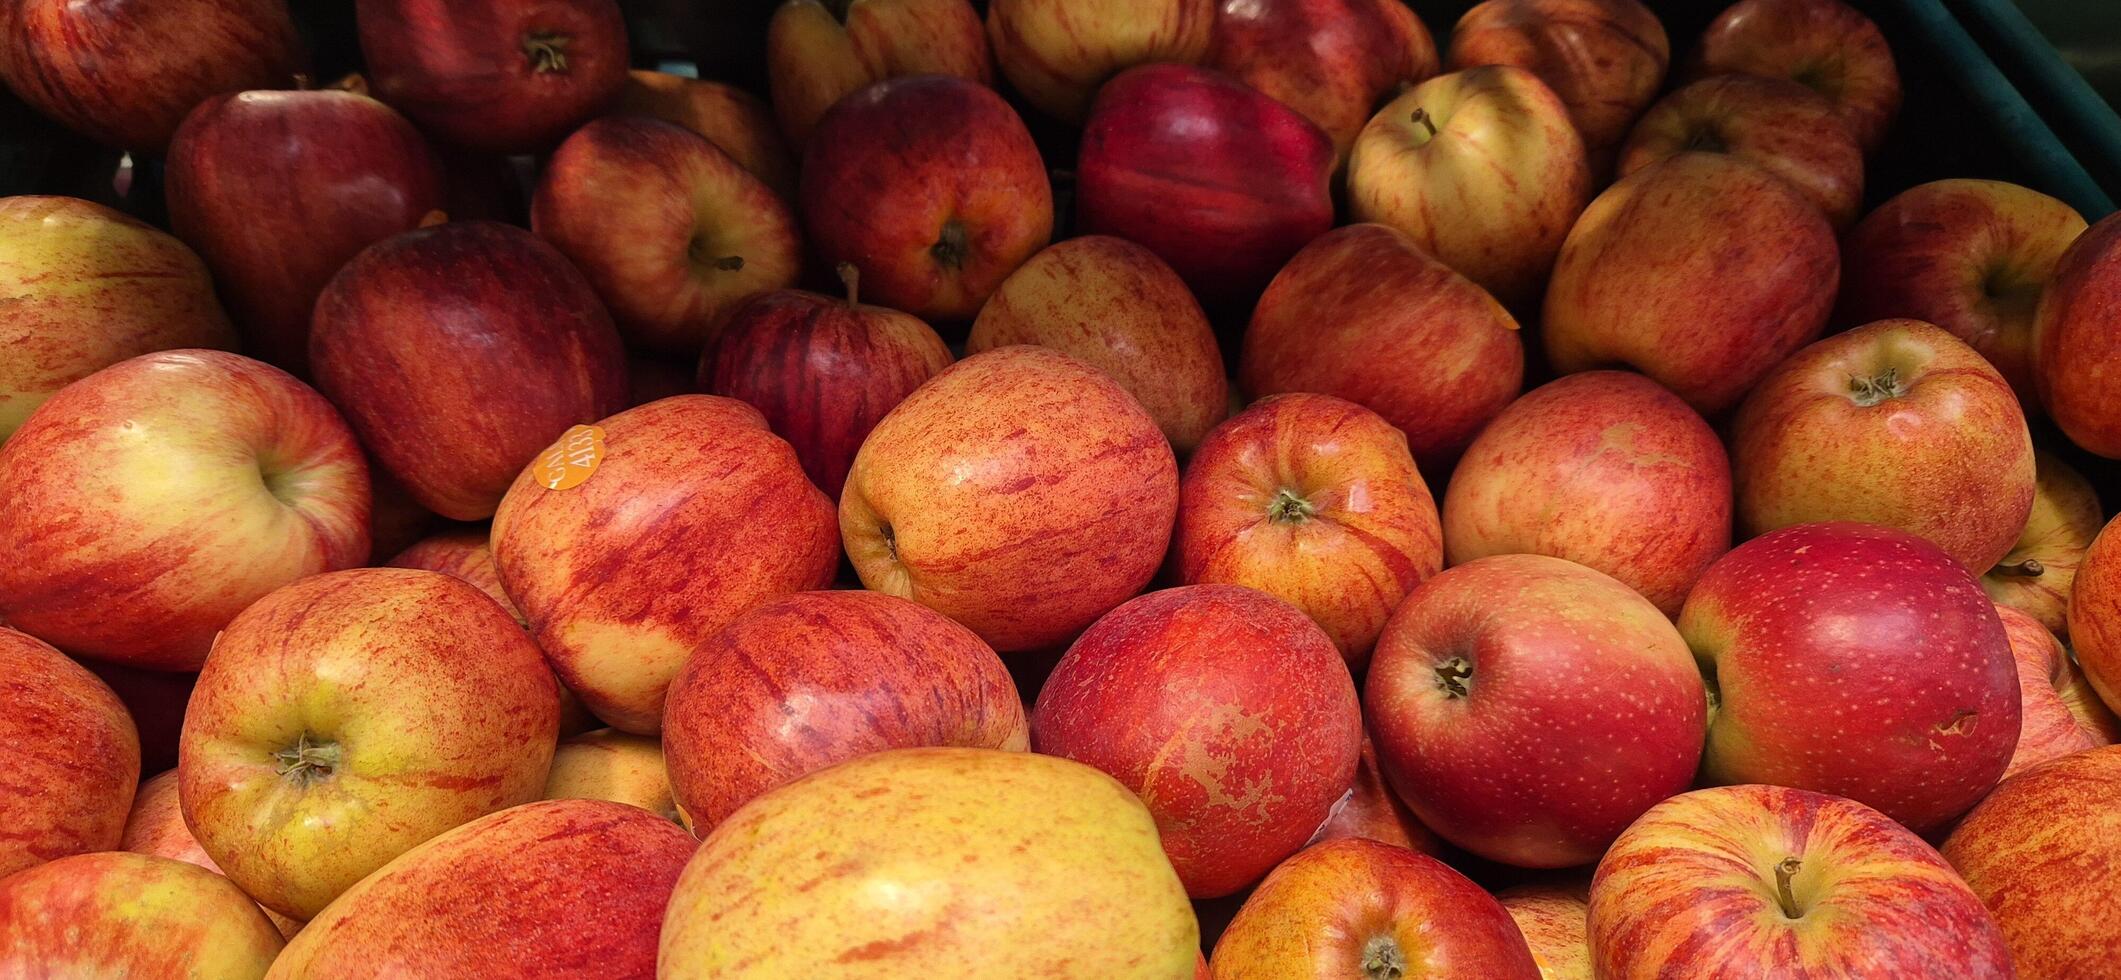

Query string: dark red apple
[1204,0,1440,164]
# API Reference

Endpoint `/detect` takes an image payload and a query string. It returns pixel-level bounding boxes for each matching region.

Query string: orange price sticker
[533,424,606,491]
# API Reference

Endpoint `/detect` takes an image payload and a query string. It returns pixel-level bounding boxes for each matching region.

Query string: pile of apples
[4,0,2121,975]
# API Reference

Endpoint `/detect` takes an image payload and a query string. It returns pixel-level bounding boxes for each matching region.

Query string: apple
[1841,179,2087,403]
[1985,451,2103,638]
[1309,735,1444,855]
[699,264,953,498]
[491,395,841,733]
[1347,65,1591,306]
[120,771,304,939]
[840,346,1178,652]
[1998,604,2118,779]
[968,235,1228,454]
[1730,319,2036,574]
[1031,585,1362,898]
[0,350,369,670]
[265,800,693,977]
[767,0,992,147]
[1592,785,2011,976]
[1173,392,1443,668]
[1941,745,2121,977]
[664,589,1026,831]
[1447,0,1669,164]
[1443,370,1732,617]
[1618,74,1863,229]
[1681,522,2020,833]
[1368,554,1705,867]
[615,69,799,199]
[533,116,803,355]
[2073,516,2121,715]
[357,0,629,153]
[659,747,1198,976]
[0,196,237,443]
[166,89,446,378]
[1499,882,1593,980]
[985,0,1212,123]
[1240,223,1524,470]
[1205,0,1440,164]
[1689,0,1901,154]
[1543,152,1839,416]
[544,729,679,823]
[179,567,560,920]
[801,74,1052,322]
[2033,210,2121,457]
[81,659,191,776]
[0,0,302,150]
[1210,838,1541,979]
[387,529,525,626]
[0,628,138,880]
[0,852,284,977]
[1078,64,1335,311]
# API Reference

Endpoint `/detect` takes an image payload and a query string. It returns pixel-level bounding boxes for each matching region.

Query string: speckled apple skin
[0,628,139,880]
[1210,0,1438,162]
[1983,450,2101,638]
[1448,0,1668,155]
[2072,515,2121,715]
[2034,210,2121,458]
[0,852,284,978]
[1680,522,2020,833]
[1997,604,2117,779]
[1499,881,1593,980]
[1619,74,1862,228]
[1688,0,1901,154]
[1307,734,1445,855]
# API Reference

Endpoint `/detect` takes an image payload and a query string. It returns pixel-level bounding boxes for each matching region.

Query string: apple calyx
[879,522,899,563]
[1682,125,1730,154]
[1266,488,1317,525]
[688,236,746,272]
[523,32,573,74]
[1361,934,1407,980]
[1434,657,1473,699]
[1992,557,2046,578]
[1847,367,1905,407]
[274,734,342,788]
[837,262,862,308]
[822,0,857,23]
[1772,856,1805,919]
[931,221,969,270]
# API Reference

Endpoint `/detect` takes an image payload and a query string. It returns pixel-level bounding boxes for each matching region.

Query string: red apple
[2033,209,2121,457]
[1447,0,1669,163]
[1543,151,1839,415]
[363,460,438,565]
[311,220,630,521]
[1443,370,1731,617]
[1592,785,2011,976]
[533,116,803,355]
[1984,450,2104,638]
[166,89,446,377]
[1998,604,2118,779]
[1690,0,1901,154]
[612,69,798,199]
[1680,522,2020,833]
[120,771,303,939]
[0,0,302,151]
[0,350,369,670]
[2073,516,2121,715]
[357,0,629,153]
[1173,392,1443,668]
[1210,838,1541,979]
[1841,180,2087,404]
[1240,223,1524,470]
[664,590,1027,831]
[491,395,841,732]
[1030,585,1362,898]
[840,346,1179,652]
[767,0,992,147]
[1309,735,1445,855]
[387,529,524,626]
[1499,882,1593,980]
[0,628,138,880]
[1618,74,1863,229]
[985,0,1213,123]
[699,264,953,499]
[1077,63,1334,310]
[1205,0,1440,164]
[0,852,285,976]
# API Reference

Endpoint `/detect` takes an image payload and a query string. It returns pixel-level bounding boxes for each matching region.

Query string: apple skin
[534,116,803,355]
[659,747,1198,978]
[1209,838,1542,980]
[1348,65,1592,306]
[1205,0,1440,164]
[968,235,1228,454]
[543,729,679,823]
[613,69,798,199]
[1729,319,2037,574]
[1618,74,1863,229]
[1499,882,1593,980]
[2072,516,2121,715]
[2033,210,2121,458]
[1443,370,1731,617]
[985,0,1213,124]
[1077,64,1335,312]
[0,350,370,671]
[166,89,446,378]
[700,272,954,499]
[1841,180,2087,404]
[1309,735,1445,855]
[356,0,630,153]
[491,395,841,733]
[1984,450,2103,638]
[1680,522,2021,834]
[120,771,305,939]
[1173,392,1443,668]
[1941,745,2121,977]
[1367,554,1706,868]
[1543,152,1839,416]
[1592,785,2012,978]
[1998,604,2119,779]
[265,800,694,978]
[767,0,992,148]
[0,0,302,151]
[1240,223,1525,470]
[178,567,560,920]
[0,196,237,443]
[0,628,139,880]
[1030,585,1362,898]
[1447,0,1668,163]
[801,74,1053,322]
[1691,0,1900,154]
[840,346,1179,652]
[664,590,1028,832]
[0,852,285,977]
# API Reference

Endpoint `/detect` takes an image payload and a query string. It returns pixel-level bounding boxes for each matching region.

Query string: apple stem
[1266,488,1317,524]
[1360,935,1406,980]
[524,32,571,74]
[273,734,342,788]
[714,255,746,271]
[1993,558,2045,578]
[837,262,862,308]
[1434,657,1473,699]
[1410,107,1438,139]
[1847,367,1904,406]
[1773,857,1804,919]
